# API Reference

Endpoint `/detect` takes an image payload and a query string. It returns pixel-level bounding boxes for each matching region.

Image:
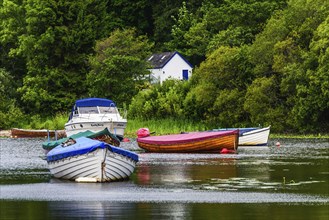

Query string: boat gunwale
[64,120,127,126]
[240,126,271,137]
[47,137,138,162]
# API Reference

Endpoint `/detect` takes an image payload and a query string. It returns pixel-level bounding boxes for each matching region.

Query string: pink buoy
[122,138,130,142]
[137,128,150,138]
[220,148,236,154]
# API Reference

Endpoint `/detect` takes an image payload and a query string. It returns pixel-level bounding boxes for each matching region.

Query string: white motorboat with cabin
[65,98,127,140]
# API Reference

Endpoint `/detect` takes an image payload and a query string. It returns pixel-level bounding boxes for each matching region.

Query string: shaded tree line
[0,0,328,133]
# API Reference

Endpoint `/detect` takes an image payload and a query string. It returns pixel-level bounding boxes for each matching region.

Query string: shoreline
[1,129,328,139]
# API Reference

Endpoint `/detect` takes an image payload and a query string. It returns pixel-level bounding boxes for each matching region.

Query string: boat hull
[238,126,270,146]
[137,130,239,153]
[46,137,138,182]
[48,148,137,182]
[65,121,126,139]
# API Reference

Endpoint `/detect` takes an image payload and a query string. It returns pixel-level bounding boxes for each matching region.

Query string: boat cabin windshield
[78,107,99,114]
[77,106,118,114]
[99,106,118,114]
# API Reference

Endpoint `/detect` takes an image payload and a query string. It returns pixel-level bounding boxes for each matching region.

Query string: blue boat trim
[256,143,268,146]
[240,143,268,146]
[109,145,139,162]
[47,137,138,162]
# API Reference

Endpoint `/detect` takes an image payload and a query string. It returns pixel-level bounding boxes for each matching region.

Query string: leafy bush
[128,79,190,120]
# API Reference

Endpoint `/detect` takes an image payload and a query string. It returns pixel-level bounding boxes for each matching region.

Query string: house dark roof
[147,51,193,69]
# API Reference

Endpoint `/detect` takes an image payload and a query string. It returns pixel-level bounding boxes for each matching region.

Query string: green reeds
[22,112,68,130]
[125,118,209,138]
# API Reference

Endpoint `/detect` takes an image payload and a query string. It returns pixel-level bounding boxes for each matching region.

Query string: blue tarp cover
[47,137,138,162]
[75,98,116,107]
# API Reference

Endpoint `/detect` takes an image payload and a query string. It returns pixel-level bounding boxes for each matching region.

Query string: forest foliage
[0,0,328,133]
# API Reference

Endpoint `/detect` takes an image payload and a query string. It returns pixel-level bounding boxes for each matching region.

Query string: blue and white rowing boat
[214,126,271,146]
[46,137,138,182]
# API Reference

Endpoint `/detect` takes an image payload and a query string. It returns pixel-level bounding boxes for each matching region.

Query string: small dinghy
[136,128,239,153]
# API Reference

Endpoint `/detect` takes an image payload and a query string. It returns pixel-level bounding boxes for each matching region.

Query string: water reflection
[0,137,328,219]
[47,201,139,219]
[1,200,328,220]
[136,153,238,187]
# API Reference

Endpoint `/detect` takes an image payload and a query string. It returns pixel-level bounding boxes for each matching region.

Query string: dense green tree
[106,0,153,35]
[183,82,217,121]
[0,0,26,85]
[128,79,190,119]
[165,2,195,53]
[167,0,286,65]
[210,89,249,128]
[291,15,329,131]
[11,0,110,115]
[212,0,286,45]
[0,69,24,129]
[249,0,329,132]
[152,80,186,118]
[183,46,254,126]
[128,88,157,119]
[243,76,286,131]
[87,28,153,106]
[152,0,202,49]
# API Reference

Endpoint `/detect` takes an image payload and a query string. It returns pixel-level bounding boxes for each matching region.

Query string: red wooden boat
[11,128,66,138]
[136,128,239,153]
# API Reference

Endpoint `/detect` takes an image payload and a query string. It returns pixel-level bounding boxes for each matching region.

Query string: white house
[147,51,193,84]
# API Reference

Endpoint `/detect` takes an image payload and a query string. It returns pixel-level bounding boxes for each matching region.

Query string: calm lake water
[0,137,328,219]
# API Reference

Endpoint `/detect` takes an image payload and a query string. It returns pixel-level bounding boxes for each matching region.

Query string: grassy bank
[19,113,68,130]
[126,120,329,138]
